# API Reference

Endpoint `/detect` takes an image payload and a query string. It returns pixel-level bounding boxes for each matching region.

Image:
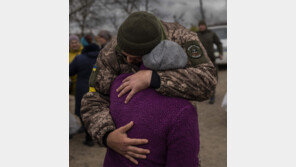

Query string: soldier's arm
[81,91,115,146]
[155,28,217,101]
[213,32,223,55]
[80,42,119,146]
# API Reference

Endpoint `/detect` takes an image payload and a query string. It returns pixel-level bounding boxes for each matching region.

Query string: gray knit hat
[142,40,188,70]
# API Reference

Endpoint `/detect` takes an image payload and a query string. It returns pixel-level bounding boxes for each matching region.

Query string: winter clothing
[69,45,83,63]
[84,34,93,44]
[81,19,216,146]
[103,72,199,167]
[81,37,89,47]
[197,29,223,63]
[197,25,222,103]
[69,45,83,95]
[70,43,100,116]
[142,40,188,70]
[117,11,166,56]
[70,43,100,144]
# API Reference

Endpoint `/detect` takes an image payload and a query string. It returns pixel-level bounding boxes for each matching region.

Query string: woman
[103,40,200,166]
[69,35,83,95]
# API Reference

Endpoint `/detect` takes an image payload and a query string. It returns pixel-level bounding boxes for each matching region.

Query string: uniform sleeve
[156,26,217,101]
[166,105,199,167]
[80,39,119,146]
[213,32,223,55]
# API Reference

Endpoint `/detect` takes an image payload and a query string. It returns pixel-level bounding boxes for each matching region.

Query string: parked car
[208,25,227,65]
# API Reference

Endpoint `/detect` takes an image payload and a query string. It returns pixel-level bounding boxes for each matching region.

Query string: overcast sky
[155,0,227,26]
[70,0,226,34]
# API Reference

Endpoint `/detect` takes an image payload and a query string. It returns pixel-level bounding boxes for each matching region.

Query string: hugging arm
[80,40,150,164]
[156,27,217,101]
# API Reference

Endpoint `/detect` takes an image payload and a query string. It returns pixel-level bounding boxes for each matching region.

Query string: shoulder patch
[187,44,202,59]
[184,40,209,66]
[184,41,203,59]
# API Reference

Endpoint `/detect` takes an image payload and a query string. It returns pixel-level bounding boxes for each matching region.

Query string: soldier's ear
[183,40,209,66]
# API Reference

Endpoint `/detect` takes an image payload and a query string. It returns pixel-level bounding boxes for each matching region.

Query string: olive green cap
[117,11,164,56]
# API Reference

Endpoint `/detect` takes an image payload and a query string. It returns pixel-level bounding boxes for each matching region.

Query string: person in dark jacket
[197,20,223,104]
[70,43,100,146]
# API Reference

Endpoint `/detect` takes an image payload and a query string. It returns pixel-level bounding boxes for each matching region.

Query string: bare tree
[109,13,120,30]
[70,0,95,18]
[142,0,159,12]
[109,0,141,15]
[173,12,185,24]
[144,0,149,11]
[199,0,206,21]
[69,0,164,34]
[70,0,106,36]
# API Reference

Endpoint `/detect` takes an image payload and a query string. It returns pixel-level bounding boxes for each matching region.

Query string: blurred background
[69,0,227,167]
[69,0,226,35]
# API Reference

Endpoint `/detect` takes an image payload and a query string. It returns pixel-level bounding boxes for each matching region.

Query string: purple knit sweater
[103,73,199,167]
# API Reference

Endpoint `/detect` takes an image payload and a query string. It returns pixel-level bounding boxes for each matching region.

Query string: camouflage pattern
[80,21,217,146]
[156,22,217,101]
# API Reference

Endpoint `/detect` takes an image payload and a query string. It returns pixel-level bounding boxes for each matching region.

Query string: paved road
[70,68,227,167]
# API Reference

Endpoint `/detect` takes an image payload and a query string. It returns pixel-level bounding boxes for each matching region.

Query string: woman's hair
[84,34,93,44]
[98,30,112,42]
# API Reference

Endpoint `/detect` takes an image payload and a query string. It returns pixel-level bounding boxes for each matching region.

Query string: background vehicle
[208,25,227,65]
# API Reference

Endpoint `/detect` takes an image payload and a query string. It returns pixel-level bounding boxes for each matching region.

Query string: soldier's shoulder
[98,37,118,60]
[162,21,186,31]
[162,21,198,42]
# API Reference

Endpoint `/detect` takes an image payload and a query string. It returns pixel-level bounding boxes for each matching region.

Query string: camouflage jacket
[80,21,217,146]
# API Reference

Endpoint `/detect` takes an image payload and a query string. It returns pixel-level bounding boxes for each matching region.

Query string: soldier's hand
[117,70,152,103]
[219,54,223,60]
[106,121,150,165]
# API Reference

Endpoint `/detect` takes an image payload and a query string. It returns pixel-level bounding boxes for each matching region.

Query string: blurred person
[69,35,83,95]
[96,30,112,49]
[80,34,94,47]
[197,20,223,104]
[81,11,216,164]
[103,40,199,167]
[70,42,101,146]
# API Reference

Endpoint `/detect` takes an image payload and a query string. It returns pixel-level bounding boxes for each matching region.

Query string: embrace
[80,11,217,167]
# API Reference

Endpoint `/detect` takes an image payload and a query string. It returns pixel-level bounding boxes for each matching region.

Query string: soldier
[197,20,223,104]
[81,11,217,164]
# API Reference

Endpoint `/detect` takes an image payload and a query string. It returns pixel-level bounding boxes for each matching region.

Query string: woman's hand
[107,121,150,165]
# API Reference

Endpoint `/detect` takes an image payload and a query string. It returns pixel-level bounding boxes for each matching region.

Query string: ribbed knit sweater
[103,73,199,167]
